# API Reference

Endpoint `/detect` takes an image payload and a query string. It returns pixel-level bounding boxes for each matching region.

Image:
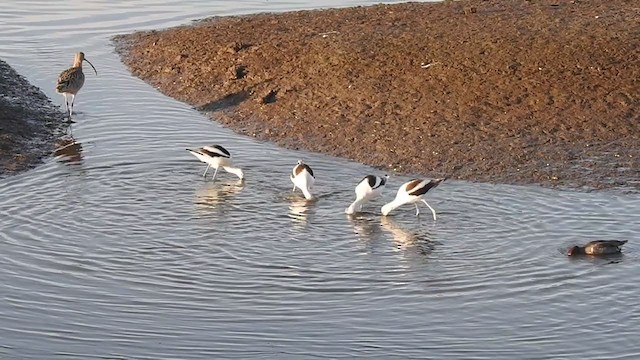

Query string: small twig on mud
[420,62,440,69]
[319,31,339,38]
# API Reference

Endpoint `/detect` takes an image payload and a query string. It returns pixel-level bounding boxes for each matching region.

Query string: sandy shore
[0,59,66,176]
[114,0,639,191]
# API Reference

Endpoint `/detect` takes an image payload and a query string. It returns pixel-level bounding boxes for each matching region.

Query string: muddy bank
[114,0,639,191]
[0,59,66,176]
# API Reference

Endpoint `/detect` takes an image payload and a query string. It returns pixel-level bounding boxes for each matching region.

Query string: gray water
[1,1,639,359]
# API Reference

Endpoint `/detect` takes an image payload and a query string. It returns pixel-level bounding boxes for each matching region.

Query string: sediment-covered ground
[114,0,639,190]
[0,59,65,176]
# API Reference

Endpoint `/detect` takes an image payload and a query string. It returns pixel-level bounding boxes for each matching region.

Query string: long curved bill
[84,58,98,75]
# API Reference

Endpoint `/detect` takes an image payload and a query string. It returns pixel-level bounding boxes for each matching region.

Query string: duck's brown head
[567,245,583,256]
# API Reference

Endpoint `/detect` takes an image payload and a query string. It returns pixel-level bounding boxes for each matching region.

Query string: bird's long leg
[211,167,219,182]
[292,184,296,192]
[422,199,437,221]
[63,94,70,118]
[202,164,211,177]
[69,94,76,116]
[415,203,420,216]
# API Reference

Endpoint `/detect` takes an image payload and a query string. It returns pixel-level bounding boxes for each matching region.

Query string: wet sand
[0,59,65,176]
[114,0,639,191]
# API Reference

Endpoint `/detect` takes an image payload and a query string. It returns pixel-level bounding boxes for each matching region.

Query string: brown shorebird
[186,145,244,181]
[56,52,97,118]
[567,240,628,256]
[381,178,445,220]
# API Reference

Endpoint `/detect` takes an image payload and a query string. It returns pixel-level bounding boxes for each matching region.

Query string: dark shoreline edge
[113,0,639,192]
[0,59,66,177]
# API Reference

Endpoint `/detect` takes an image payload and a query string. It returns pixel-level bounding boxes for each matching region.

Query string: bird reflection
[194,179,244,210]
[380,216,436,256]
[347,214,382,241]
[54,137,83,164]
[565,250,624,265]
[287,197,316,227]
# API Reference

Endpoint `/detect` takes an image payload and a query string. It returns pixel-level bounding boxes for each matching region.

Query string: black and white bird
[381,178,445,219]
[186,145,244,181]
[290,160,315,200]
[345,174,389,214]
[56,52,97,118]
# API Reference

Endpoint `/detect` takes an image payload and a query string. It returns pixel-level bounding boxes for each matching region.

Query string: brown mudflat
[114,0,639,190]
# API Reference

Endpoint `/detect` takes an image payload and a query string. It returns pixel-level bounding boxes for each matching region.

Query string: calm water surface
[1,1,639,359]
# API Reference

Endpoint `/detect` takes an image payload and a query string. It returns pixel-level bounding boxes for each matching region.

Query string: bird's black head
[567,246,582,256]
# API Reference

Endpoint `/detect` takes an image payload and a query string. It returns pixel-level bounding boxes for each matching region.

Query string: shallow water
[1,1,640,359]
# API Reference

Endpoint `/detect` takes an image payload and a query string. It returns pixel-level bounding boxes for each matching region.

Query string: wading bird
[290,160,315,200]
[381,178,445,220]
[56,52,97,118]
[345,174,388,214]
[186,145,244,181]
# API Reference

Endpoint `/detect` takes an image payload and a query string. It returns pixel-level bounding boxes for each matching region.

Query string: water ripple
[1,0,640,359]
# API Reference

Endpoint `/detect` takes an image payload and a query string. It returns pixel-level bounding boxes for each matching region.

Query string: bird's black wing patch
[364,175,376,188]
[408,179,443,196]
[303,164,314,177]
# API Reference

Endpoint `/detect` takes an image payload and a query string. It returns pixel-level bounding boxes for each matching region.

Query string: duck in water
[567,240,627,256]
